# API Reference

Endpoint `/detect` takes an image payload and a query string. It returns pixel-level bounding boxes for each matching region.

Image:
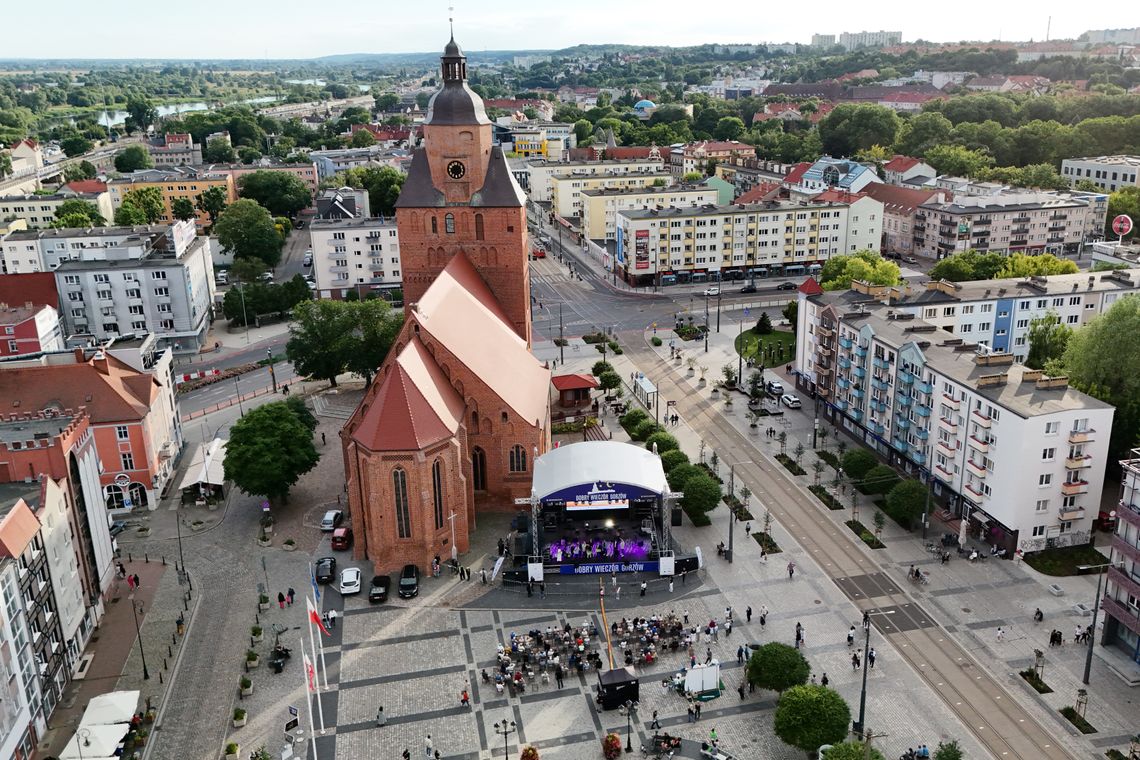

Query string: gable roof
[799,277,824,296]
[883,155,921,173]
[782,162,812,186]
[735,182,782,204]
[62,179,108,194]
[0,273,58,311]
[862,183,941,214]
[0,352,159,424]
[470,146,526,207]
[394,149,445,208]
[350,337,465,452]
[551,373,599,391]
[0,497,39,559]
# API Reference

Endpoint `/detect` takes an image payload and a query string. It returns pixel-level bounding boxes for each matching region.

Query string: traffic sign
[289,705,298,717]
[1112,214,1133,237]
[284,717,299,733]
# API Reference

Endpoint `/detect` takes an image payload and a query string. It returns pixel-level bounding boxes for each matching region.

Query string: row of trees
[927,251,1079,282]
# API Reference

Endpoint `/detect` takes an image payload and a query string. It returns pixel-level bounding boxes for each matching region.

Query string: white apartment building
[525,158,666,204]
[1103,449,1140,666]
[0,192,114,230]
[308,217,401,299]
[310,146,412,181]
[579,185,720,241]
[1061,155,1140,192]
[838,30,902,50]
[615,194,883,286]
[35,222,216,350]
[551,171,674,219]
[795,297,1114,553]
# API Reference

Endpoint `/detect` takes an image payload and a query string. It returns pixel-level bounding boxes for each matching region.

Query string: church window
[509,445,527,473]
[472,447,487,490]
[501,411,508,423]
[431,217,438,234]
[475,214,484,241]
[432,460,445,530]
[445,213,455,234]
[393,468,411,538]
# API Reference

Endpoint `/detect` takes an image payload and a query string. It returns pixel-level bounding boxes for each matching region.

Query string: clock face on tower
[446,160,466,180]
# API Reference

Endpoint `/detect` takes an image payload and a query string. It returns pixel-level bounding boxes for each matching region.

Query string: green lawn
[1023,544,1110,576]
[734,328,796,366]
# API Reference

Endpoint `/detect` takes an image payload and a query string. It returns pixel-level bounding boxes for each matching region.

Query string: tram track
[625,342,1079,760]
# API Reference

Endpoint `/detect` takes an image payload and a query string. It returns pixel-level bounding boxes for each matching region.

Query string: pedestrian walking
[376,706,386,726]
[682,570,688,585]
[277,591,286,609]
[287,587,295,606]
[687,705,694,723]
[527,580,533,597]
[403,750,411,760]
[736,645,744,664]
[117,562,126,579]
[640,581,647,597]
[126,574,136,591]
[133,573,140,588]
[847,626,856,646]
[868,647,877,669]
[555,664,565,688]
[683,611,689,625]
[327,609,337,629]
[540,582,546,599]
[746,606,752,623]
[725,619,732,637]
[650,710,661,729]
[321,432,327,445]
[820,672,829,687]
[811,674,817,684]
[709,727,719,747]
[669,578,674,593]
[787,561,796,579]
[761,547,768,562]
[694,702,701,721]
[725,606,732,621]
[612,571,618,589]
[744,522,751,535]
[460,689,470,706]
[852,652,861,670]
[481,568,487,584]
[996,627,1004,642]
[425,734,433,758]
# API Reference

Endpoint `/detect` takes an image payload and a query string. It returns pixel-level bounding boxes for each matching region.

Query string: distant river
[91,96,280,127]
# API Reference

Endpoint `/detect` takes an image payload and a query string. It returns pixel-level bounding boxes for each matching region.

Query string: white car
[703,286,720,296]
[303,251,313,267]
[780,393,802,409]
[339,567,362,595]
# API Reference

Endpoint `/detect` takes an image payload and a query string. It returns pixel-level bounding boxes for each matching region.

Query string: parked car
[303,251,313,267]
[703,286,720,296]
[740,284,757,294]
[780,393,802,409]
[259,272,274,283]
[766,380,785,396]
[339,567,362,595]
[320,510,343,531]
[398,564,420,598]
[368,575,390,603]
[109,520,127,538]
[315,557,336,584]
[903,256,918,264]
[531,247,546,259]
[776,281,797,291]
[215,271,229,285]
[330,527,353,550]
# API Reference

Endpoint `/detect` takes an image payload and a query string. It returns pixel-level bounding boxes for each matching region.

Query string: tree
[114,145,153,173]
[204,138,236,163]
[819,104,902,157]
[714,116,746,141]
[861,464,899,495]
[821,741,886,760]
[1053,295,1140,459]
[63,160,97,182]
[782,300,798,331]
[350,129,377,147]
[238,171,312,217]
[597,371,622,392]
[214,199,283,268]
[1106,187,1140,241]
[125,96,158,133]
[645,432,680,454]
[746,642,810,693]
[933,740,964,760]
[994,253,1078,279]
[885,479,927,529]
[681,473,721,513]
[171,197,197,222]
[53,199,104,226]
[284,395,318,433]
[238,146,263,164]
[286,300,358,386]
[681,171,704,183]
[114,187,164,225]
[375,93,400,112]
[755,312,773,334]
[660,450,690,472]
[1026,310,1073,370]
[922,143,994,178]
[894,112,952,157]
[223,401,319,504]
[819,250,900,291]
[326,166,406,217]
[774,685,851,753]
[0,152,12,179]
[841,448,876,481]
[928,250,1007,281]
[196,186,229,224]
[591,360,614,377]
[666,463,702,492]
[60,134,93,157]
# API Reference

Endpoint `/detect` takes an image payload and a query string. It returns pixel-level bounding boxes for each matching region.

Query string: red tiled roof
[862,183,941,214]
[63,179,108,194]
[0,273,58,311]
[0,497,40,559]
[798,277,824,296]
[0,352,159,424]
[883,155,920,173]
[602,146,658,160]
[735,182,781,204]
[551,373,598,391]
[814,189,866,204]
[9,139,38,150]
[782,162,813,186]
[878,92,940,103]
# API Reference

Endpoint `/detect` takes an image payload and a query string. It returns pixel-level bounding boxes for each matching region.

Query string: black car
[740,284,757,294]
[398,564,419,598]
[315,557,337,584]
[776,281,798,291]
[109,520,127,538]
[368,575,390,603]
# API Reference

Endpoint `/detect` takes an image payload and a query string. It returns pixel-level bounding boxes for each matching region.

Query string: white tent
[176,437,227,491]
[60,723,129,759]
[79,689,139,726]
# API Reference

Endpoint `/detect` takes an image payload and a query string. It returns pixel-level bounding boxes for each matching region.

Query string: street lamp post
[130,599,150,680]
[237,282,249,345]
[234,375,244,417]
[76,728,90,760]
[493,720,516,759]
[622,700,637,753]
[1078,562,1116,685]
[852,612,871,735]
[266,348,277,394]
[704,293,710,353]
[726,464,735,563]
[716,277,722,333]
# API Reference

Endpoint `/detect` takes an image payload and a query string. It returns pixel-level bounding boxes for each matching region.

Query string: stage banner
[558,561,660,575]
[526,560,544,582]
[542,480,659,512]
[658,554,675,577]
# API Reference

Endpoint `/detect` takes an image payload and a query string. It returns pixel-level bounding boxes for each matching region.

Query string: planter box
[247,657,259,669]
[282,543,296,552]
[1048,584,1064,597]
[232,716,247,728]
[251,633,263,644]
[258,602,270,611]
[225,750,239,760]
[241,685,253,696]
[1072,602,1091,616]
[208,502,219,512]
[257,538,272,548]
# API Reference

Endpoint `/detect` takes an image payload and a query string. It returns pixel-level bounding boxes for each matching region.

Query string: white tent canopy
[531,441,668,501]
[79,689,139,726]
[60,722,129,759]
[176,437,227,491]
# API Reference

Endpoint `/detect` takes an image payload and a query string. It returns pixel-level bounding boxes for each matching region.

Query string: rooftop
[528,157,663,168]
[0,192,102,203]
[578,184,709,197]
[0,414,75,445]
[619,196,864,220]
[919,193,1092,214]
[1063,155,1140,166]
[0,303,47,326]
[0,482,40,520]
[308,217,396,229]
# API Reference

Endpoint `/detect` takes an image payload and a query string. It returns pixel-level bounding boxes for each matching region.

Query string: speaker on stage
[671,507,682,527]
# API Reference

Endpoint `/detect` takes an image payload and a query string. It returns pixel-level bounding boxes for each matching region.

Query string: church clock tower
[395,35,532,345]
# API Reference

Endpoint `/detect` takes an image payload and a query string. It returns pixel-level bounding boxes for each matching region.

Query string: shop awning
[176,438,227,491]
[79,689,139,726]
[60,723,129,759]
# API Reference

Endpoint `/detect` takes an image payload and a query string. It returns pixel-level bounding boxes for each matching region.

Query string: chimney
[73,347,85,363]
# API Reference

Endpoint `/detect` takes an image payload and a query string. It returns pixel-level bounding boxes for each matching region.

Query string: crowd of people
[483,621,604,694]
[545,529,654,563]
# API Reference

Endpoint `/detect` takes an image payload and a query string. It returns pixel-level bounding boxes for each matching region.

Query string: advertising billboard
[542,480,658,511]
[635,229,650,270]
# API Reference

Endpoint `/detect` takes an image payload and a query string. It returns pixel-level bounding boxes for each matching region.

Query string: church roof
[426,83,491,126]
[394,149,445,208]
[349,336,465,452]
[415,254,550,428]
[470,146,526,208]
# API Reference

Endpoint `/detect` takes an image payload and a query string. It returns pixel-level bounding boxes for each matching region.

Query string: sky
[2,0,1135,59]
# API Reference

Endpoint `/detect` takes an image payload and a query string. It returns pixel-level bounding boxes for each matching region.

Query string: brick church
[341,35,551,572]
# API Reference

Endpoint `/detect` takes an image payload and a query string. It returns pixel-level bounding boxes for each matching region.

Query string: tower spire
[448,5,454,41]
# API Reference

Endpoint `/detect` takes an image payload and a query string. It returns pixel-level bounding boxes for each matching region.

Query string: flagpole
[306,596,327,732]
[300,638,319,760]
[308,562,328,689]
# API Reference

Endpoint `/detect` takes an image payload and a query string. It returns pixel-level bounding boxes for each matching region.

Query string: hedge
[645,431,680,454]
[775,454,806,476]
[845,519,885,549]
[808,485,845,510]
[659,450,690,472]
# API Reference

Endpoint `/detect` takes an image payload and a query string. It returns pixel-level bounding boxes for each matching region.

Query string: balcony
[1057,506,1086,522]
[1060,480,1090,496]
[839,337,853,350]
[974,218,992,226]
[916,380,933,394]
[1011,226,1030,235]
[896,417,911,430]
[942,395,960,411]
[818,325,834,339]
[839,357,852,370]
[873,357,890,370]
[819,346,834,358]
[915,405,931,418]
[853,366,867,379]
[850,408,864,422]
[836,377,850,390]
[871,399,888,414]
[940,416,958,434]
[967,436,990,453]
[935,464,954,483]
[1111,533,1140,564]
[1068,429,1095,444]
[972,229,991,237]
[871,377,889,392]
[834,399,848,412]
[329,265,349,273]
[898,371,914,386]
[854,345,868,358]
[964,481,985,499]
[870,422,885,436]
[1048,223,1066,232]
[851,387,865,400]
[965,459,988,478]
[892,435,908,450]
[896,392,912,408]
[913,427,929,441]
[1013,215,1031,223]
[1065,455,1093,470]
[1101,595,1140,638]
[971,409,991,428]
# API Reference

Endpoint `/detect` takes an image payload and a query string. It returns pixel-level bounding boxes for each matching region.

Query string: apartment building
[795,296,1114,554]
[33,222,215,350]
[615,194,883,286]
[0,551,35,756]
[525,158,666,204]
[309,146,413,181]
[579,185,720,241]
[308,217,400,299]
[1104,450,1140,667]
[665,141,756,178]
[861,183,944,256]
[107,167,235,228]
[811,33,837,48]
[222,160,321,196]
[837,30,902,50]
[1061,155,1140,192]
[0,192,114,230]
[551,171,673,219]
[0,303,63,357]
[145,133,202,167]
[914,191,1108,260]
